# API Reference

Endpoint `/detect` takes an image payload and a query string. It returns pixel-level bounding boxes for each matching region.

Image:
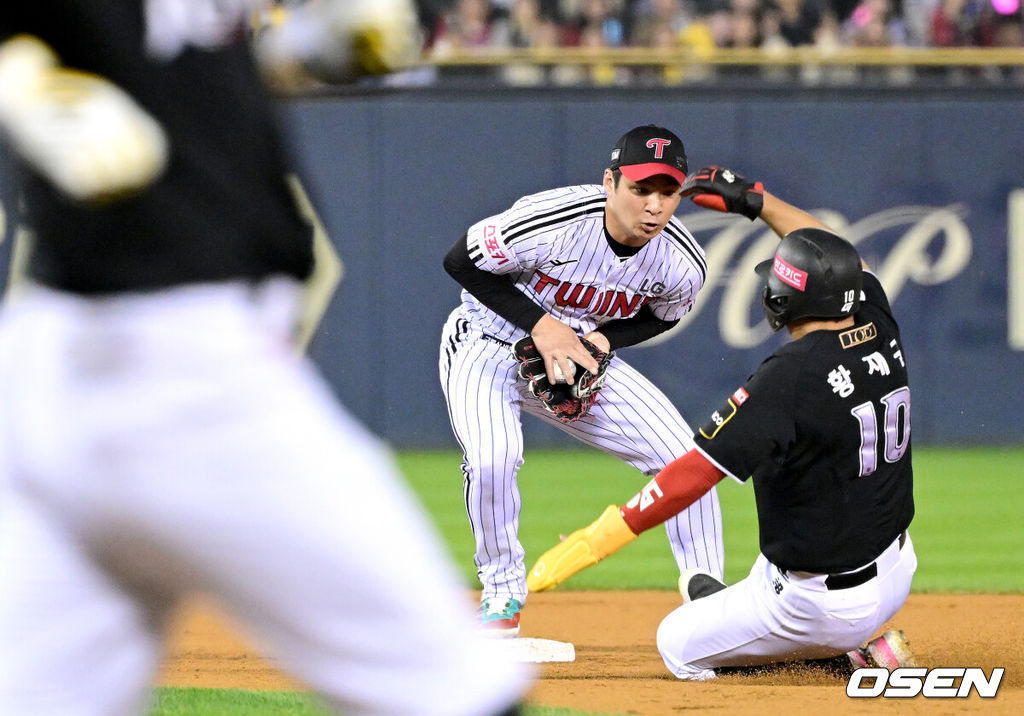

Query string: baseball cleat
[845,646,872,670]
[865,629,916,669]
[678,568,727,603]
[479,597,522,638]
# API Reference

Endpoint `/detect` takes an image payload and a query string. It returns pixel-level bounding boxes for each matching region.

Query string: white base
[494,637,576,663]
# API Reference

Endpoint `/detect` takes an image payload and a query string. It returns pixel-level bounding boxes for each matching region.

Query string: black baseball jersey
[694,272,914,573]
[2,2,314,294]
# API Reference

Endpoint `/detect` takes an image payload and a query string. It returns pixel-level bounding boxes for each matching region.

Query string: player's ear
[602,168,615,193]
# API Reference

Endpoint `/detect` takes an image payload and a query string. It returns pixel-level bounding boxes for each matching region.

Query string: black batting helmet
[755,228,863,332]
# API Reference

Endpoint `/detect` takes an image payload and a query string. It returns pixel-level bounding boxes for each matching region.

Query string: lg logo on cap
[645,138,670,158]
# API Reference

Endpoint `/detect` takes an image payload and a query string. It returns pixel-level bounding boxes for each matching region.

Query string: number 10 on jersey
[850,386,911,477]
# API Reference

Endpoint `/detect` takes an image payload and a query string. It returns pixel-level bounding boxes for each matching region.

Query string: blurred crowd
[416,0,1024,54]
[256,0,1024,86]
[404,0,1024,85]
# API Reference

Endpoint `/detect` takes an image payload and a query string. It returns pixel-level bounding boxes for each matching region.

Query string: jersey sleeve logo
[839,322,877,349]
[482,225,509,266]
[698,387,749,439]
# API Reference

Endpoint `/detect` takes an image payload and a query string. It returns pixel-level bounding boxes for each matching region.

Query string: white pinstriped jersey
[454,184,707,342]
[440,183,725,603]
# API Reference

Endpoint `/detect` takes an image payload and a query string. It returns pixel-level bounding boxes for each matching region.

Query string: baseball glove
[512,336,613,424]
[681,165,764,220]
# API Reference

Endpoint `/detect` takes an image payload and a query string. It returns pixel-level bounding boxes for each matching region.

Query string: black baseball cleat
[678,568,727,603]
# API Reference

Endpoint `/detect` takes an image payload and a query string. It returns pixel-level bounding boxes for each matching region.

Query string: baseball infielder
[527,165,917,678]
[0,4,530,715]
[439,125,724,635]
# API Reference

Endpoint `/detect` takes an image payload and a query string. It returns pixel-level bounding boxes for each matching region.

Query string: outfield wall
[2,88,1022,447]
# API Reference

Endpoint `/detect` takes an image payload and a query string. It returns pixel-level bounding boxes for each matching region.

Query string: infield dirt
[158,591,1023,714]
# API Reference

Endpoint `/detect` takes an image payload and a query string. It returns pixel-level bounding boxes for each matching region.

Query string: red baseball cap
[609,125,688,185]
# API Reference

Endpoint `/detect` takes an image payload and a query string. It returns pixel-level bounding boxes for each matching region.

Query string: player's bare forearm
[758,191,870,269]
[758,190,834,239]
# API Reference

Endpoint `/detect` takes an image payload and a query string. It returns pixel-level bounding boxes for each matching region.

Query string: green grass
[396,446,1024,593]
[902,447,1024,592]
[148,688,606,716]
[150,688,330,715]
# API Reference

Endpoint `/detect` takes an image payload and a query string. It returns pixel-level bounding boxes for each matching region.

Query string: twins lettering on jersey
[464,187,707,339]
[532,269,655,318]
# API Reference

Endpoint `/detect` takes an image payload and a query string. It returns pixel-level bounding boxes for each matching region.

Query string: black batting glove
[681,165,764,221]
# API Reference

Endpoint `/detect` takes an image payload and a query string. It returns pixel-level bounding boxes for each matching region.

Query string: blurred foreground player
[0,3,530,715]
[528,165,917,679]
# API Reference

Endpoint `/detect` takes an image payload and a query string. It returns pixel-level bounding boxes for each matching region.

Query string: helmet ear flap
[761,284,789,332]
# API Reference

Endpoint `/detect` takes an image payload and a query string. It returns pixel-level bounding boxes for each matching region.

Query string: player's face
[603,170,682,246]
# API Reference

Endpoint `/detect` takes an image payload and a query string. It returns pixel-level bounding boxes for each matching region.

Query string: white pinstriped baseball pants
[440,312,724,603]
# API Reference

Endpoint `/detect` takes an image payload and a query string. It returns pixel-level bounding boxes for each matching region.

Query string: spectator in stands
[929,0,986,45]
[729,6,763,46]
[430,0,508,54]
[975,2,1024,46]
[813,7,844,47]
[703,0,740,45]
[507,0,560,46]
[989,11,1024,47]
[502,0,565,84]
[900,0,937,44]
[631,0,695,46]
[557,0,631,83]
[774,0,825,45]
[757,3,791,47]
[563,0,628,45]
[987,12,1024,80]
[843,0,909,45]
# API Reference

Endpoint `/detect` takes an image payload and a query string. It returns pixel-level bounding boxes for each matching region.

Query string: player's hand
[531,314,600,385]
[582,331,611,355]
[681,166,764,221]
[527,505,638,592]
[0,35,168,203]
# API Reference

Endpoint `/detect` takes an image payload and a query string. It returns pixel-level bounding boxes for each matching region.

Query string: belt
[824,531,907,591]
[482,332,511,347]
